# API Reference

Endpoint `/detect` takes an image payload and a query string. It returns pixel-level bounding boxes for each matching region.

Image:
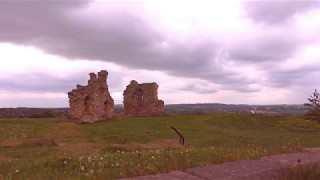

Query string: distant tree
[304,89,320,123]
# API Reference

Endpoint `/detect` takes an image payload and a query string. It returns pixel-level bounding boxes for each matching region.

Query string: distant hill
[164,103,306,115]
[0,103,306,118]
[0,108,68,118]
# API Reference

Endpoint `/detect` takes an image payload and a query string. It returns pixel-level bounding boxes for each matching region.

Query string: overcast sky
[1,0,320,107]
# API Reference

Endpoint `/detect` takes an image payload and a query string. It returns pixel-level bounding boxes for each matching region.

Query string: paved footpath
[120,148,320,180]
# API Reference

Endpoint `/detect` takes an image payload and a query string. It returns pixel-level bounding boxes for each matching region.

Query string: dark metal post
[170,126,184,145]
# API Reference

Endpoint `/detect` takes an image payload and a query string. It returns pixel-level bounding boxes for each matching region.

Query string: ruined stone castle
[123,80,164,116]
[68,70,114,123]
[68,70,164,123]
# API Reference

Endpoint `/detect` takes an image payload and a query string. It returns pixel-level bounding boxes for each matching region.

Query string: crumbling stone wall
[68,70,114,123]
[123,80,164,116]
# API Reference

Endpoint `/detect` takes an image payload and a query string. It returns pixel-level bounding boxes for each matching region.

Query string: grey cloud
[0,1,163,68]
[266,64,320,88]
[229,1,320,71]
[178,83,218,94]
[0,73,79,92]
[228,30,301,63]
[0,71,123,93]
[222,84,261,93]
[6,1,320,95]
[0,1,257,93]
[243,1,320,24]
[0,96,68,108]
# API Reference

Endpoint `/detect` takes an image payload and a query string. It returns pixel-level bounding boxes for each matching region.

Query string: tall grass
[0,144,302,180]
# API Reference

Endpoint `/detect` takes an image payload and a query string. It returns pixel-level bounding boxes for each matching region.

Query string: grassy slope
[0,113,319,179]
[83,113,320,148]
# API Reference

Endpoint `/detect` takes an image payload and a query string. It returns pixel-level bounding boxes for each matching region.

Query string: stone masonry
[68,70,114,123]
[123,80,164,116]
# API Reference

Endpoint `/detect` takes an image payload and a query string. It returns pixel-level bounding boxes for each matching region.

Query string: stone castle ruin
[123,80,165,116]
[68,70,114,123]
[68,70,165,123]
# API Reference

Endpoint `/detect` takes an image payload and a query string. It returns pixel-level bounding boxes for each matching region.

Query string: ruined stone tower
[123,80,164,116]
[68,70,114,123]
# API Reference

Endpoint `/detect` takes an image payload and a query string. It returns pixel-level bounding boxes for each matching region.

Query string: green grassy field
[0,113,319,179]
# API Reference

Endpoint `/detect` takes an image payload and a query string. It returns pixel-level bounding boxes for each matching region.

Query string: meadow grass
[0,144,302,180]
[0,113,319,179]
[83,113,320,148]
[0,118,62,140]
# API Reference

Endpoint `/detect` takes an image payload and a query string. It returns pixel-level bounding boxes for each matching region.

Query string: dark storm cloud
[0,1,257,93]
[243,0,320,24]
